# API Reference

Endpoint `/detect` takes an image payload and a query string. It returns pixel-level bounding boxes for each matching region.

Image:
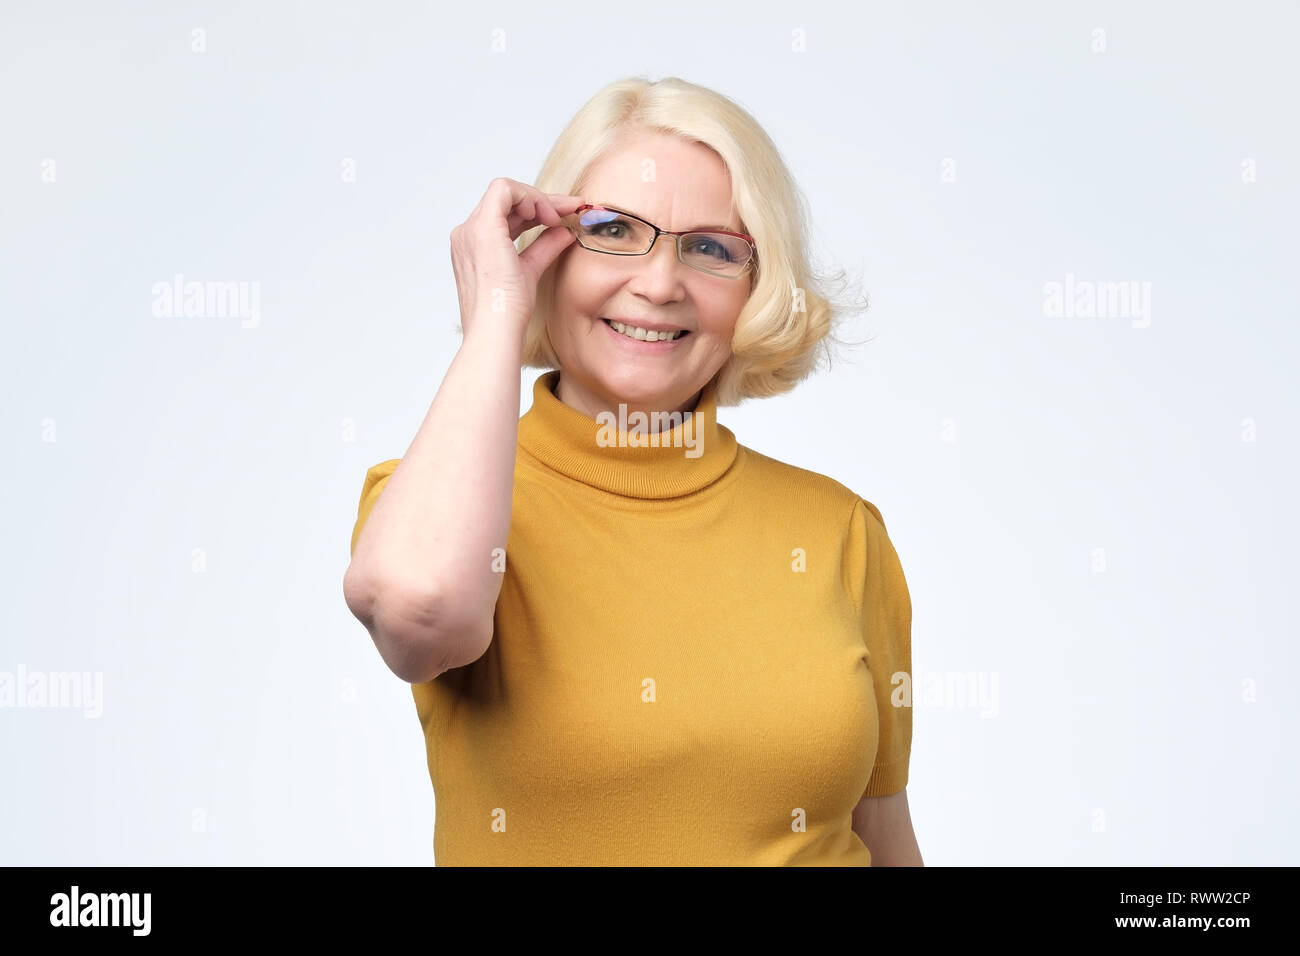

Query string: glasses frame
[565,203,757,280]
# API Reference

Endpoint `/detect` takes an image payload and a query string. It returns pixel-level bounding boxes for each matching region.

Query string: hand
[450,177,585,335]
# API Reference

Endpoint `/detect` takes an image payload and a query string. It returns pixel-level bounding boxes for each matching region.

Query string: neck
[553,371,703,433]
[517,369,739,499]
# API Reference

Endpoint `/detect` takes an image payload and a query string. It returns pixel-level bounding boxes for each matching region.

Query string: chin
[592,367,679,405]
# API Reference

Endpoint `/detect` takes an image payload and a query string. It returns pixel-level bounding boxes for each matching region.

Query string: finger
[507,192,580,235]
[543,194,586,222]
[517,223,576,278]
[502,191,541,236]
[481,178,532,230]
[506,194,578,241]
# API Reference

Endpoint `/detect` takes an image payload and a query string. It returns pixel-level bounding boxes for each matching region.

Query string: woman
[344,76,921,866]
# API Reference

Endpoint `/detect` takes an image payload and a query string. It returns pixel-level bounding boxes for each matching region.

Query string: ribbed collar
[517,370,739,499]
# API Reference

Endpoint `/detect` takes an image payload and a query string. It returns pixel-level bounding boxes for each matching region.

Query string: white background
[1,0,1296,865]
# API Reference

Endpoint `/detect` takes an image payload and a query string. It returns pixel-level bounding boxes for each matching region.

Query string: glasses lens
[680,233,753,277]
[574,208,654,253]
[571,207,754,278]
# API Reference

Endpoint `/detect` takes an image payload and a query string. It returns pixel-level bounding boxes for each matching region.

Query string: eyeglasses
[563,203,757,280]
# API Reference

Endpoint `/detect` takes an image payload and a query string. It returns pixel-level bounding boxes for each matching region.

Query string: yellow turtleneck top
[349,369,913,866]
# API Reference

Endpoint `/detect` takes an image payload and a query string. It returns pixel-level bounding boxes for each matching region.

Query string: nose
[642,232,686,279]
[622,235,685,303]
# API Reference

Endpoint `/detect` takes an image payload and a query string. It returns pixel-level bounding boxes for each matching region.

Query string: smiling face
[547,129,753,419]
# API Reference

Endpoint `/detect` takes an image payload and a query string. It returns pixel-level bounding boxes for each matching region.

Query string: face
[547,130,753,418]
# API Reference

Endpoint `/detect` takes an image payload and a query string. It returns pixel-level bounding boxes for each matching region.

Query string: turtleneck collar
[517,369,739,499]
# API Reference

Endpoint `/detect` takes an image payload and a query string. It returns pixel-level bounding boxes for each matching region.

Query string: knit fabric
[350,369,913,865]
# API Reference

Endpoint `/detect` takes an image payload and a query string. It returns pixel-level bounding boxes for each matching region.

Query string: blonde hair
[516,75,868,406]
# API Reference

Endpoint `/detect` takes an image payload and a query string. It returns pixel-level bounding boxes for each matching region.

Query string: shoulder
[732,445,902,607]
[735,443,888,531]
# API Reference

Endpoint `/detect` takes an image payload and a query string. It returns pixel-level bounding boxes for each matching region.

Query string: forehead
[580,132,742,232]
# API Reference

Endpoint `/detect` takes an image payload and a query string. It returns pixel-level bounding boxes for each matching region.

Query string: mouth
[601,317,691,343]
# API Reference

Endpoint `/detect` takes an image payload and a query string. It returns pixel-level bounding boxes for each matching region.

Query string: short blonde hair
[516,75,867,406]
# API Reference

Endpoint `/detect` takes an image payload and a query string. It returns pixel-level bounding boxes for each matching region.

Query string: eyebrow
[596,201,739,234]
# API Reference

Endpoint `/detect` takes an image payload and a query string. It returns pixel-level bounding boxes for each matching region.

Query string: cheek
[698,299,746,340]
[554,258,616,316]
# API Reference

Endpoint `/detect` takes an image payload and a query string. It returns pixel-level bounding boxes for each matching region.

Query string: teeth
[608,319,685,342]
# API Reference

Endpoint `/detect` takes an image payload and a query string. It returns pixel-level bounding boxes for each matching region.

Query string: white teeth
[608,319,684,342]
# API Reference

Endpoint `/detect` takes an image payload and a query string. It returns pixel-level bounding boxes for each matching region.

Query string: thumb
[518,225,576,280]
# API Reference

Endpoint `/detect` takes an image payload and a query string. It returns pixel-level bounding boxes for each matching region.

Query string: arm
[342,181,582,684]
[342,318,522,683]
[852,788,923,866]
[848,500,918,865]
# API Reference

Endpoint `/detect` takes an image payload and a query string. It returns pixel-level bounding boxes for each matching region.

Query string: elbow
[377,597,493,684]
[343,566,492,683]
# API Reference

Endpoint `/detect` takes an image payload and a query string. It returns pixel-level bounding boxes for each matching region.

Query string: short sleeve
[350,459,402,558]
[848,497,913,798]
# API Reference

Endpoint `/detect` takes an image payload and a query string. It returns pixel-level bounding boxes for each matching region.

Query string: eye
[685,236,735,261]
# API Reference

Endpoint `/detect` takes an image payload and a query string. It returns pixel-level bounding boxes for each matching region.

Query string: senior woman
[343,76,921,866]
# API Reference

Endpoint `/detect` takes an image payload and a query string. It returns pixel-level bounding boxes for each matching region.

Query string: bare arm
[342,179,583,683]
[342,319,525,682]
[852,788,923,866]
